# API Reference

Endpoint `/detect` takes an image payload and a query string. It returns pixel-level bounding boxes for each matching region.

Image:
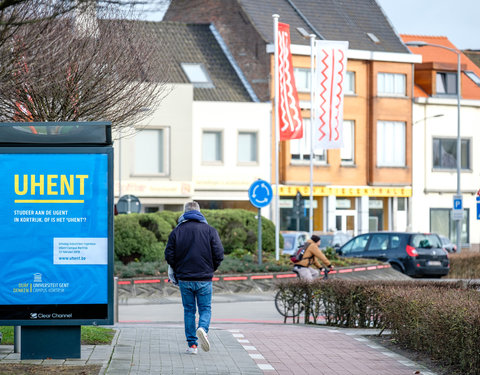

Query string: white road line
[249,353,265,359]
[257,363,275,370]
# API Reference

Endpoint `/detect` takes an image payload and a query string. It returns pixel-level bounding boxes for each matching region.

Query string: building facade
[114,22,271,217]
[404,35,480,250]
[165,0,420,235]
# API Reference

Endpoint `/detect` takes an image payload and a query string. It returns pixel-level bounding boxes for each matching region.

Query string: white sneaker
[186,345,198,354]
[196,327,210,352]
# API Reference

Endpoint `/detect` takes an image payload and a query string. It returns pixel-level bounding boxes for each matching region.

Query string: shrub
[114,260,166,278]
[114,209,280,263]
[447,251,480,279]
[114,214,164,264]
[276,279,480,375]
[204,209,277,254]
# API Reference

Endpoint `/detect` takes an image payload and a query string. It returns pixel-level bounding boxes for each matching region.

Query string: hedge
[276,279,480,374]
[114,209,282,264]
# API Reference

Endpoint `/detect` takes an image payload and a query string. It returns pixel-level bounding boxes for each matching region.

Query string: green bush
[114,209,281,263]
[203,209,280,254]
[114,260,167,278]
[114,214,164,264]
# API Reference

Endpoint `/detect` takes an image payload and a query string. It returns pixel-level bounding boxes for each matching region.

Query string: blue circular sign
[248,179,273,208]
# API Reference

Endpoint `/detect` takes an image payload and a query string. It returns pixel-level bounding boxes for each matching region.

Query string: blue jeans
[178,281,212,347]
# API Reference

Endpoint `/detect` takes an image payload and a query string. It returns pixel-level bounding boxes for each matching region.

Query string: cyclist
[293,234,333,281]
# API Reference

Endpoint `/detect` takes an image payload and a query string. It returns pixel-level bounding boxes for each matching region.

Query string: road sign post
[248,180,273,265]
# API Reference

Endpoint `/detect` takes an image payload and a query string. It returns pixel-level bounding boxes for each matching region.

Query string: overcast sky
[376,0,480,50]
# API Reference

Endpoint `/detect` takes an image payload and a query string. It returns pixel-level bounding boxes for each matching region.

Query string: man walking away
[165,201,224,354]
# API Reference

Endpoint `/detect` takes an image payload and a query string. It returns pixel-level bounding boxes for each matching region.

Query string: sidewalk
[0,323,439,375]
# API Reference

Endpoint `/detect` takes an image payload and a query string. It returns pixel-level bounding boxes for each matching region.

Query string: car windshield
[319,235,333,246]
[440,236,450,245]
[283,236,295,251]
[411,234,442,249]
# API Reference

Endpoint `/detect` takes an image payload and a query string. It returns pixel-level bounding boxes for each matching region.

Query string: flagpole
[273,14,280,261]
[309,34,315,236]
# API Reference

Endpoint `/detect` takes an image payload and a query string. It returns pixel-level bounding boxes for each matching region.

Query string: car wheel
[390,263,403,274]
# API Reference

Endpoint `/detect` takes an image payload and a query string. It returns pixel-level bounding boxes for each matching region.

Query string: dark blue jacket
[165,213,224,281]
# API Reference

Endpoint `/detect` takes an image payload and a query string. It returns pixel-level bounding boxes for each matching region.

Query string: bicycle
[274,267,330,319]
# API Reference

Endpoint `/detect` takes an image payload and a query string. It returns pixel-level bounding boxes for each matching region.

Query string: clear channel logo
[29,312,73,319]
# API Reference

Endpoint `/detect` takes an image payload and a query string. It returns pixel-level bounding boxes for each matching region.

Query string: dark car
[437,234,457,253]
[337,232,450,278]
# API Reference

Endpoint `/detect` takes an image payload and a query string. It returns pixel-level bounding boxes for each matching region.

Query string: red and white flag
[277,22,303,141]
[314,40,348,149]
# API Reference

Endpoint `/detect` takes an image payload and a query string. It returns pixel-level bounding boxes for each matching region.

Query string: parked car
[280,231,309,255]
[437,234,457,253]
[337,232,450,278]
[314,231,352,251]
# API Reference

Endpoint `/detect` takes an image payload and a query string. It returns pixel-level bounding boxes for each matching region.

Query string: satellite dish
[117,195,141,214]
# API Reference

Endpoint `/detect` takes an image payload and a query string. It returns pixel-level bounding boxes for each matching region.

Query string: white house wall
[113,83,195,206]
[412,98,480,249]
[192,101,271,205]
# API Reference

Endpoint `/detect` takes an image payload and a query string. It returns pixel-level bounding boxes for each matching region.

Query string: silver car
[280,231,309,255]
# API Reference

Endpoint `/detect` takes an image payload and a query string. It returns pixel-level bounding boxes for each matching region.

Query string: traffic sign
[453,195,463,210]
[117,195,141,214]
[248,179,273,208]
[452,194,463,221]
[477,196,480,220]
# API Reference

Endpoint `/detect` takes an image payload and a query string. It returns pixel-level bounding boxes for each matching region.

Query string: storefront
[277,185,411,234]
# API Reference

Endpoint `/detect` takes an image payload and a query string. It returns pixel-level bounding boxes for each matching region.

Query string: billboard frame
[0,122,113,327]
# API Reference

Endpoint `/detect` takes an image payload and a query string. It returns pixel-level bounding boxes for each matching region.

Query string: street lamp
[405,41,462,252]
[297,27,316,236]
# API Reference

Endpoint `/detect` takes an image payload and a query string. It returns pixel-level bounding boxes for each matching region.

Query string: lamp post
[297,27,316,236]
[405,41,462,252]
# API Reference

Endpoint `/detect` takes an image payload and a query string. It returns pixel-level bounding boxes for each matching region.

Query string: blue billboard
[0,150,112,324]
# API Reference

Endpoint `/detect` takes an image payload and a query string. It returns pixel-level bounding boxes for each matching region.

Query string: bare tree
[0,1,172,130]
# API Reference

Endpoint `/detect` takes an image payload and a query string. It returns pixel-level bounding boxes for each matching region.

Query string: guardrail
[115,264,399,305]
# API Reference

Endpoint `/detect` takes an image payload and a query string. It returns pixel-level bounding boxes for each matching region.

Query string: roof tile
[134,21,252,102]
[238,0,409,53]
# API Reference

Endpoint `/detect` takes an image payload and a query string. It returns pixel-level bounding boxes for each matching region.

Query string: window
[367,234,389,251]
[341,234,370,255]
[290,118,326,163]
[377,121,405,167]
[430,208,469,245]
[181,63,214,88]
[293,68,311,92]
[341,120,354,163]
[134,128,169,175]
[377,73,406,96]
[433,138,470,169]
[367,32,380,44]
[436,72,457,95]
[465,70,480,87]
[238,131,257,163]
[345,71,355,95]
[202,130,223,163]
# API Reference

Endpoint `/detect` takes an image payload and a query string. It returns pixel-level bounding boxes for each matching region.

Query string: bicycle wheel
[274,290,303,318]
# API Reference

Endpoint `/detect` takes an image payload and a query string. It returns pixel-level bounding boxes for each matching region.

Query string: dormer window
[436,72,457,95]
[465,70,480,87]
[181,63,214,88]
[367,32,380,44]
